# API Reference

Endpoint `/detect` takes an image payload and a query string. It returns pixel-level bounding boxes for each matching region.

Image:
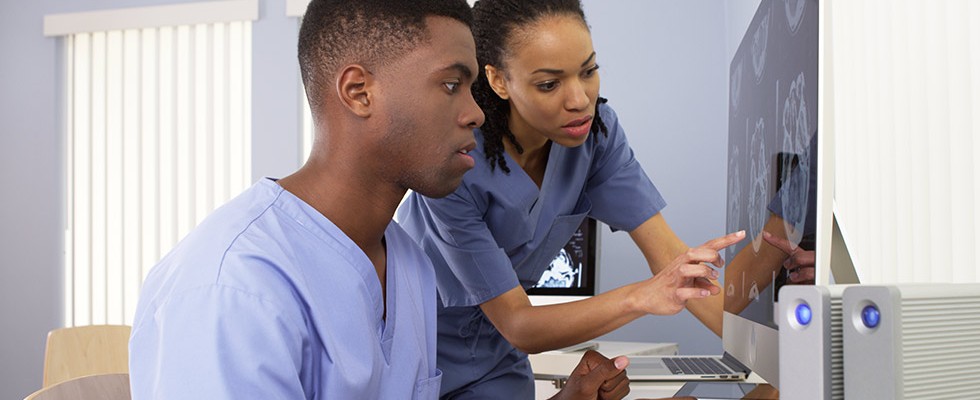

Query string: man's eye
[444,82,459,92]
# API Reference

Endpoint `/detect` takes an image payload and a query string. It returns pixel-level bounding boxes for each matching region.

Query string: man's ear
[485,64,510,100]
[336,64,373,117]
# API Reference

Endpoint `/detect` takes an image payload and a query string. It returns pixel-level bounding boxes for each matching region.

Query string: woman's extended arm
[628,213,724,337]
[478,229,743,354]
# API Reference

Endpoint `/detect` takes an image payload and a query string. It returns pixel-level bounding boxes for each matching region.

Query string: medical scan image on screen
[724,0,818,330]
[530,218,596,296]
[536,248,580,288]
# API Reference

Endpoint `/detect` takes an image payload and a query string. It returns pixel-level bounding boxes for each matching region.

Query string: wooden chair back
[42,325,131,387]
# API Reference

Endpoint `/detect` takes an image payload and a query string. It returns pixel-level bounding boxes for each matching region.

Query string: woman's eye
[536,81,558,91]
[584,65,600,77]
[444,81,459,92]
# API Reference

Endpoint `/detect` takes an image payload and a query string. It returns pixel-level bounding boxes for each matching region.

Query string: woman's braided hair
[471,0,609,173]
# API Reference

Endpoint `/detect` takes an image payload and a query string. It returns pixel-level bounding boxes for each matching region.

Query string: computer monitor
[527,217,598,306]
[722,0,830,388]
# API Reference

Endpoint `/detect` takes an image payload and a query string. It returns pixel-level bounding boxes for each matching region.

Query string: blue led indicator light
[861,305,880,328]
[795,303,812,325]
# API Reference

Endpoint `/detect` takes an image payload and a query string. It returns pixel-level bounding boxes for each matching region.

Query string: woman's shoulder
[596,98,620,126]
[467,128,495,179]
[591,99,628,148]
[443,128,498,199]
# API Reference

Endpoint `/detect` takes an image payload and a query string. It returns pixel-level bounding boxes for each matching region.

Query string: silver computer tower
[779,285,847,400]
[842,283,980,399]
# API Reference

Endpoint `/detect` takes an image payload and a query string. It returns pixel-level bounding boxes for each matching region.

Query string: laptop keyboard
[663,357,732,375]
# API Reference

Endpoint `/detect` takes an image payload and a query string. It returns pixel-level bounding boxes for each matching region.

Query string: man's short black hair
[298,0,473,112]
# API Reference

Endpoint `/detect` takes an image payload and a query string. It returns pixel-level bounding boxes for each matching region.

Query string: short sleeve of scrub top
[397,102,666,308]
[584,103,667,230]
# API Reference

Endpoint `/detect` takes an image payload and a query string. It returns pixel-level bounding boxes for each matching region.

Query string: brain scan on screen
[784,0,806,35]
[727,145,743,259]
[751,4,770,83]
[748,117,770,253]
[535,248,580,289]
[779,72,810,246]
[723,1,820,359]
[731,59,744,114]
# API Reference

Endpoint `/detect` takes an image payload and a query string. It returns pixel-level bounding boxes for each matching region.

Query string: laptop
[625,352,749,381]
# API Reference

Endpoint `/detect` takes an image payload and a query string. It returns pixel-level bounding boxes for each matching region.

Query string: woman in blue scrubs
[397,0,744,398]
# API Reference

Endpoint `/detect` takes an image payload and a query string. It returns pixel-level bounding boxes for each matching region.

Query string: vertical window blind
[301,84,314,163]
[47,1,257,326]
[288,0,315,164]
[830,0,980,284]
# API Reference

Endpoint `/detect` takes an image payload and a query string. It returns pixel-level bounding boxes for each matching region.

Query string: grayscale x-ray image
[748,117,770,253]
[751,2,770,83]
[725,0,818,329]
[533,222,590,289]
[535,248,580,288]
[784,0,806,35]
[727,144,742,260]
[730,59,744,114]
[779,72,811,244]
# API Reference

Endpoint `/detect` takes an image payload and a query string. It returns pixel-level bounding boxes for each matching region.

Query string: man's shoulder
[136,182,305,308]
[156,184,284,270]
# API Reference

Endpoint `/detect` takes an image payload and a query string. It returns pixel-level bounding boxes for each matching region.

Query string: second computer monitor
[527,217,598,305]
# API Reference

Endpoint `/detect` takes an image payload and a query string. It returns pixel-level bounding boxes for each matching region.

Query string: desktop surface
[529,341,778,399]
[533,371,771,400]
[529,341,679,378]
[674,381,778,400]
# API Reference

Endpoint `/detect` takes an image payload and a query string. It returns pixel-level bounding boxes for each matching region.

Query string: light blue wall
[0,0,760,398]
[0,1,300,398]
[584,0,726,354]
[584,0,761,355]
[726,1,765,62]
[251,0,304,181]
[584,0,760,354]
[0,2,64,399]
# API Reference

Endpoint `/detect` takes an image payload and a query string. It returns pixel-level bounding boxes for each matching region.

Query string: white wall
[0,0,761,397]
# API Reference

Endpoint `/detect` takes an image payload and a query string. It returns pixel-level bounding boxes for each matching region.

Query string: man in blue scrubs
[129,0,630,398]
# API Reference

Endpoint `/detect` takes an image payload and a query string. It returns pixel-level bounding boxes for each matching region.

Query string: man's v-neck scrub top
[131,179,442,399]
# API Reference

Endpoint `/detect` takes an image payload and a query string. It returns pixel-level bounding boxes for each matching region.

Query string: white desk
[624,373,770,399]
[535,379,684,400]
[536,374,770,400]
[531,341,678,400]
[530,341,769,399]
